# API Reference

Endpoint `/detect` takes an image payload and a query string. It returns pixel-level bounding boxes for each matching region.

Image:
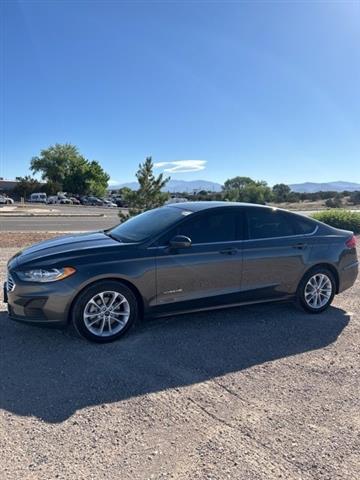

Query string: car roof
[165,201,276,212]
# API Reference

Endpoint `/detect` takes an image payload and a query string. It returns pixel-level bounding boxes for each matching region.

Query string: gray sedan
[4,202,358,343]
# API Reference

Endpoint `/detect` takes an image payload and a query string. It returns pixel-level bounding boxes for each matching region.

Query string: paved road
[0,202,119,214]
[0,204,122,231]
[0,204,121,231]
[0,214,120,231]
[0,243,359,480]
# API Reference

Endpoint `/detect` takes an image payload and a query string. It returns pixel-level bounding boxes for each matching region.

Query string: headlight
[17,267,76,282]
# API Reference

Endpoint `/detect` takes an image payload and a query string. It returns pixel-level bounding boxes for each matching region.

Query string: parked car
[47,196,59,204]
[0,195,14,204]
[112,196,129,208]
[58,195,72,205]
[4,202,358,343]
[86,196,103,206]
[29,192,47,203]
[69,197,80,205]
[47,195,72,205]
[102,199,117,208]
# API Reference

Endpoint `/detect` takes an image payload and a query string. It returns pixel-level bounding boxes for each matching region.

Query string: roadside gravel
[0,231,66,248]
[0,236,359,480]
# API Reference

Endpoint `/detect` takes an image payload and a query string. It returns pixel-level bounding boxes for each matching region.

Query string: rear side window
[247,208,296,239]
[291,215,317,235]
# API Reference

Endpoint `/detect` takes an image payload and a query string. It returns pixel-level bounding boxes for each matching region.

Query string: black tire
[71,280,139,343]
[297,267,336,314]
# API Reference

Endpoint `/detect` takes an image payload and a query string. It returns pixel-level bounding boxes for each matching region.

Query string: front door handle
[220,248,238,255]
[292,242,307,250]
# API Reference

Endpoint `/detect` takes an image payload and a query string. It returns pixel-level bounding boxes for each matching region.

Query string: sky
[1,0,359,186]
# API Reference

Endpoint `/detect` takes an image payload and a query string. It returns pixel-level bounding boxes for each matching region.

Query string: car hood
[9,231,128,268]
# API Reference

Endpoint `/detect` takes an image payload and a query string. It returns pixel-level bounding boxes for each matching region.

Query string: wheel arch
[67,277,145,324]
[301,263,340,293]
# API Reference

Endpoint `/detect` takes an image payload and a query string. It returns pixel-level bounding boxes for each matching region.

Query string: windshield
[109,206,192,242]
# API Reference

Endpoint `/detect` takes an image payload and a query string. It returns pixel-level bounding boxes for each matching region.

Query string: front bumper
[3,277,73,326]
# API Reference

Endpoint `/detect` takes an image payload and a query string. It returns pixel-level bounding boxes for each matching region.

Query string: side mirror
[169,235,192,249]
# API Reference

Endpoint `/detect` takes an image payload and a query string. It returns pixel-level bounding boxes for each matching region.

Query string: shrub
[325,195,342,208]
[350,191,360,205]
[312,209,360,234]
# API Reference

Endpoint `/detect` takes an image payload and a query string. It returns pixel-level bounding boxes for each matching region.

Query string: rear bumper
[338,260,358,293]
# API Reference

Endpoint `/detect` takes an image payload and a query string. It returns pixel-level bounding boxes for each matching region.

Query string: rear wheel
[72,281,138,343]
[297,267,336,313]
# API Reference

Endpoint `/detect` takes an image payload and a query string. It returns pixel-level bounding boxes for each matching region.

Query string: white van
[29,192,47,203]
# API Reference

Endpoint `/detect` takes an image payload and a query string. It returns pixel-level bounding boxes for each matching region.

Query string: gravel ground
[0,234,359,480]
[0,231,61,248]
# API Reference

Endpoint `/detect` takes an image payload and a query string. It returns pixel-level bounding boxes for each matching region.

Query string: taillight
[345,235,357,249]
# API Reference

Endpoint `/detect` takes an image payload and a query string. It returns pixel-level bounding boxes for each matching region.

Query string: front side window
[167,210,239,244]
[247,208,296,239]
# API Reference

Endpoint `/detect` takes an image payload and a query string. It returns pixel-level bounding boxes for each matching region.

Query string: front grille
[6,272,15,292]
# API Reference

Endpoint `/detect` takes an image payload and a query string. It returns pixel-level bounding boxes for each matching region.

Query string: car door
[240,207,313,300]
[153,208,244,312]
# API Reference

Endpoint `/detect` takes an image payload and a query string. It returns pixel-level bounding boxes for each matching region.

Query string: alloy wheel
[304,273,332,309]
[83,290,130,337]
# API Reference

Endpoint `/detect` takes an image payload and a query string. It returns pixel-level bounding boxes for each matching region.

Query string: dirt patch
[0,231,62,248]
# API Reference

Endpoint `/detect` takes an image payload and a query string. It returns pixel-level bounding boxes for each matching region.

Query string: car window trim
[242,224,319,242]
[148,225,319,249]
[148,239,245,250]
[147,207,318,248]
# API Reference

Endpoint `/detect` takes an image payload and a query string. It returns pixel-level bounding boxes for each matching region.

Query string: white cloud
[108,179,120,186]
[154,160,206,174]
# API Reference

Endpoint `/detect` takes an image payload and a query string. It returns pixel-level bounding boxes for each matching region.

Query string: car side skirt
[148,295,294,319]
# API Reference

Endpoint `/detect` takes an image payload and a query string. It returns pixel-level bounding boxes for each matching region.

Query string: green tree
[223,176,255,192]
[120,157,170,218]
[325,194,342,208]
[240,182,272,204]
[272,183,291,203]
[223,176,271,204]
[118,187,133,197]
[85,160,110,197]
[350,191,360,205]
[62,156,89,195]
[12,176,42,199]
[30,144,79,188]
[30,143,109,196]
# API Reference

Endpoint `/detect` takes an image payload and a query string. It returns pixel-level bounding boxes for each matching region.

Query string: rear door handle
[292,242,307,250]
[220,248,238,255]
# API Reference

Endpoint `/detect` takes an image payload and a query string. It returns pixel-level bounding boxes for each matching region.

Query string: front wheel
[71,281,139,343]
[297,268,336,313]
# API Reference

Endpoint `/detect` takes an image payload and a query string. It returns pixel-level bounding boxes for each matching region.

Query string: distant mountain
[110,179,360,194]
[289,181,360,193]
[112,179,223,193]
